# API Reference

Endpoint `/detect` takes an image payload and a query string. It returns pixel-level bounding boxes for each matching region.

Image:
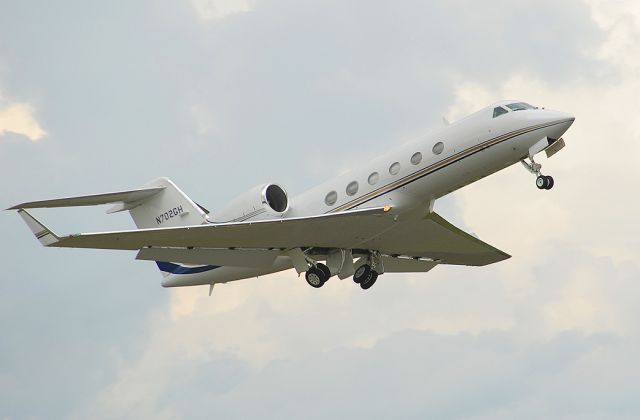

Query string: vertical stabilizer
[119,177,208,229]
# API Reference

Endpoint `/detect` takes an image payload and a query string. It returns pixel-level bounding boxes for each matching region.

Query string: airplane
[9,100,574,293]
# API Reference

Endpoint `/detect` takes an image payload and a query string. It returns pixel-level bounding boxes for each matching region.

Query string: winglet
[16,209,60,246]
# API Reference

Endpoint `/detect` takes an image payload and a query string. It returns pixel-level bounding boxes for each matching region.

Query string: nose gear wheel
[522,157,555,190]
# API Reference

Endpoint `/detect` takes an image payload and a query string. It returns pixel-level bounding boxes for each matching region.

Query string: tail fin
[112,177,209,229]
[10,178,210,278]
[10,177,209,231]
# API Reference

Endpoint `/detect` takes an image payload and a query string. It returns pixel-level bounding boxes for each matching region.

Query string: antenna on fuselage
[442,117,450,126]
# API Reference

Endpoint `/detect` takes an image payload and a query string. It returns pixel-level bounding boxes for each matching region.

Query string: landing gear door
[545,138,565,158]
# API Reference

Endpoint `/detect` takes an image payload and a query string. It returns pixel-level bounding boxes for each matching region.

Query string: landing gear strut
[521,156,554,190]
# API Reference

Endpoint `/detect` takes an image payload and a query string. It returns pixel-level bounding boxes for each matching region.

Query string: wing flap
[381,256,438,273]
[136,247,281,268]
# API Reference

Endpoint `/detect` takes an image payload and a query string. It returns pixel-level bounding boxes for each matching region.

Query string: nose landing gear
[521,157,554,190]
[535,175,554,190]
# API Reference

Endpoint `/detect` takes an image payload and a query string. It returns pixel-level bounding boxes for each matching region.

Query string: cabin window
[432,142,444,155]
[493,107,508,118]
[346,181,359,196]
[325,190,337,206]
[410,152,422,165]
[368,172,379,185]
[389,162,401,175]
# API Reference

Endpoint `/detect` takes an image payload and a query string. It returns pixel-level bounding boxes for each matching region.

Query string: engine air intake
[264,184,288,213]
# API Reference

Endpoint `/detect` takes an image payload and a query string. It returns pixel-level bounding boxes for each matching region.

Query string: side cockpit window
[493,107,508,118]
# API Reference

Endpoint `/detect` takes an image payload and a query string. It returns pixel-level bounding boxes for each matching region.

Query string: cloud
[190,0,253,20]
[0,101,46,141]
[441,0,640,340]
[75,246,640,418]
[587,0,640,71]
[67,1,640,417]
[0,0,637,418]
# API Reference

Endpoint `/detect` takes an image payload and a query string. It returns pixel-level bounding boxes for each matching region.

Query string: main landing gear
[353,264,379,289]
[305,263,331,288]
[352,252,382,290]
[521,156,554,190]
[303,251,383,290]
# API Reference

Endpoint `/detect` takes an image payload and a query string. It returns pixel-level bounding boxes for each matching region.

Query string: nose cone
[545,110,575,139]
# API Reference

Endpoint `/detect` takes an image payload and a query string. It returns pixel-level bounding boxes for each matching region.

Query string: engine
[212,183,289,223]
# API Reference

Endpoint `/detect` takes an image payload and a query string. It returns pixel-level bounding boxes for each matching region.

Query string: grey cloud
[101,329,638,420]
[0,0,605,197]
[67,244,640,420]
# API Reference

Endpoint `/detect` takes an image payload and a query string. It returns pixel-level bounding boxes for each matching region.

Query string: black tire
[360,271,379,290]
[544,175,554,190]
[536,175,546,190]
[317,263,331,281]
[305,267,326,288]
[353,264,371,284]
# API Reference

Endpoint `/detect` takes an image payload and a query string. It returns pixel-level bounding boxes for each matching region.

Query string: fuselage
[162,101,575,287]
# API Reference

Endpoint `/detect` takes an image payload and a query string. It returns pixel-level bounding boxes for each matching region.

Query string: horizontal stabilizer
[17,209,59,246]
[7,187,165,210]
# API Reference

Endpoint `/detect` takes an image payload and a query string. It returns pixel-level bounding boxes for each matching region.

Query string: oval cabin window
[389,162,401,175]
[368,172,379,185]
[346,181,359,196]
[325,190,337,206]
[410,152,422,165]
[432,142,444,155]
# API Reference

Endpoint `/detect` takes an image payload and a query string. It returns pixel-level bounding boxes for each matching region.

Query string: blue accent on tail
[155,261,219,275]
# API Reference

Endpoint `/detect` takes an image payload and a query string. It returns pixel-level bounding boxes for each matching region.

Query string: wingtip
[17,209,60,246]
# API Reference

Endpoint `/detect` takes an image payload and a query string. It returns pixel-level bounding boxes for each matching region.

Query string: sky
[1,0,639,418]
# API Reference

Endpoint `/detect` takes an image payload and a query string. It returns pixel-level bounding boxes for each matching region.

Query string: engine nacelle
[213,183,289,223]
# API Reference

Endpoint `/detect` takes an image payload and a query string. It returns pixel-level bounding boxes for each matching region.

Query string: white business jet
[10,101,574,292]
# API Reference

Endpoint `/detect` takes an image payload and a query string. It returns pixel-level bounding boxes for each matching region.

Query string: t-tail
[9,177,211,278]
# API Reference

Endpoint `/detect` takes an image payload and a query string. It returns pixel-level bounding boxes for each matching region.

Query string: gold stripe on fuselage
[327,120,567,213]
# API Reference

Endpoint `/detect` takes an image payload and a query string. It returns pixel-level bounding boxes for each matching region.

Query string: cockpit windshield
[506,102,536,111]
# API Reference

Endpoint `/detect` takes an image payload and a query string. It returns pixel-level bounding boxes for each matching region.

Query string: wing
[358,212,510,266]
[16,207,509,267]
